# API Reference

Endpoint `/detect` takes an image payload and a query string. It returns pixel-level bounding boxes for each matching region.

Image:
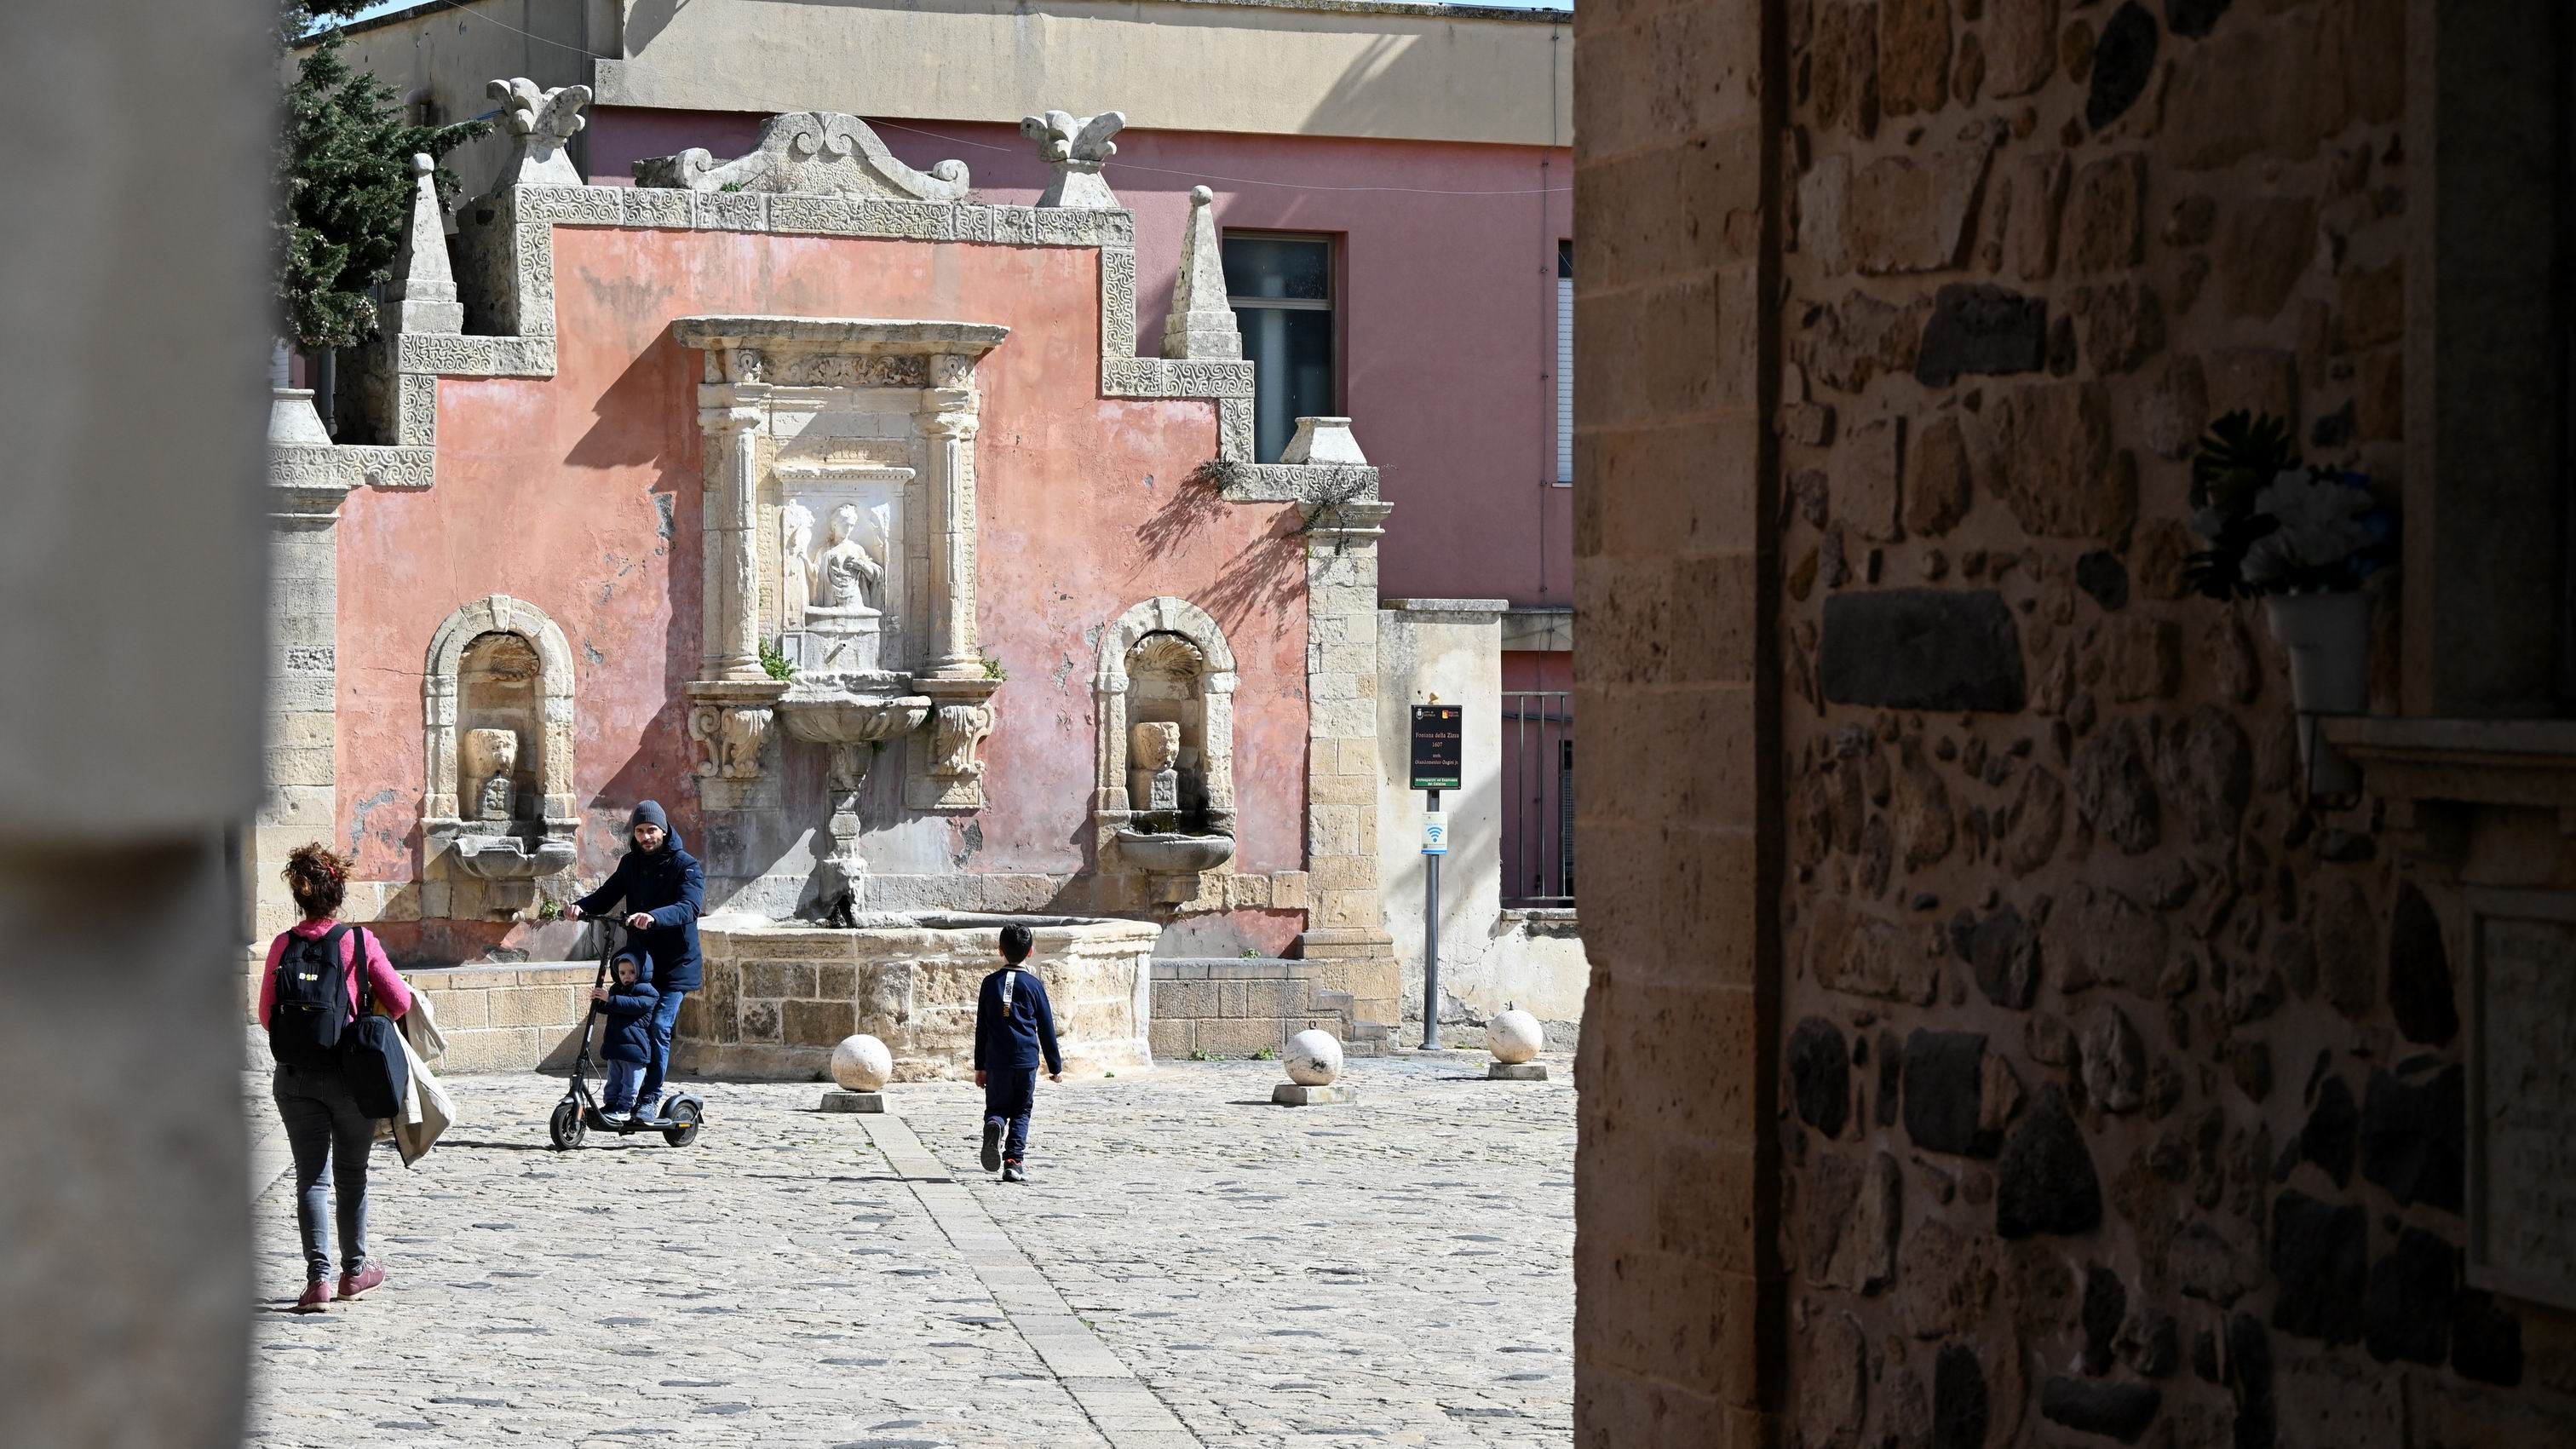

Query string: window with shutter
[1556,239,1573,486]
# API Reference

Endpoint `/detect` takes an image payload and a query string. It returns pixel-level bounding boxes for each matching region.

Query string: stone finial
[1161,185,1242,361]
[391,153,463,334]
[267,339,331,446]
[1281,417,1368,465]
[486,77,589,188]
[1019,109,1125,210]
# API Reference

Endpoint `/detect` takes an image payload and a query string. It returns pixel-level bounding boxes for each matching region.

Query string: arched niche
[423,595,578,883]
[1094,597,1237,842]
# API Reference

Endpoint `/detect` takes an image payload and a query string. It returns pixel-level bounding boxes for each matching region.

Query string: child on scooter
[594,947,661,1123]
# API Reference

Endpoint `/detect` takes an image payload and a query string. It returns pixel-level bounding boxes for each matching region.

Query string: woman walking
[259,842,412,1313]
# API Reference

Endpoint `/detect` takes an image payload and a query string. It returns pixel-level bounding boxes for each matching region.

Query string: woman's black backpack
[268,926,356,1067]
[267,926,410,1119]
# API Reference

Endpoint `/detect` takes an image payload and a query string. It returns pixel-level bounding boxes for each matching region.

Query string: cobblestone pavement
[246,1051,1574,1448]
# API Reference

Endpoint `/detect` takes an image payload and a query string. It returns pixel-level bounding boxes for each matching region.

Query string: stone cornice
[670,316,1011,355]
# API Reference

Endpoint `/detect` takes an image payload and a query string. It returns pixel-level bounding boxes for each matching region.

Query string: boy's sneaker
[336,1263,386,1301]
[980,1121,1003,1173]
[1001,1160,1026,1183]
[293,1279,331,1314]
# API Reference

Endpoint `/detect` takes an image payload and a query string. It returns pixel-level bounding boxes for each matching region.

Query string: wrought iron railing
[1502,690,1575,906]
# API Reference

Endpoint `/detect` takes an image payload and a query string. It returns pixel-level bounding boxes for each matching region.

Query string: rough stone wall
[1773,3,2576,1446]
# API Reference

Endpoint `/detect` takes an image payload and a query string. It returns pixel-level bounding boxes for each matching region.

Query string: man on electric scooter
[564,801,704,1122]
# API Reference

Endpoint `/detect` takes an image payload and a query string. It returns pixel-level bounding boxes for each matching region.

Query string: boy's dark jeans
[984,1067,1038,1162]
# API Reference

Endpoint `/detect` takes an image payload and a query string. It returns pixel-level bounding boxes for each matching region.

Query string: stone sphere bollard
[830,1033,893,1091]
[1487,1009,1544,1065]
[1284,1029,1343,1086]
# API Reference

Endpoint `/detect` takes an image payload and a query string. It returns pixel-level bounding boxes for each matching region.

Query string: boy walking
[592,948,661,1122]
[973,924,1061,1183]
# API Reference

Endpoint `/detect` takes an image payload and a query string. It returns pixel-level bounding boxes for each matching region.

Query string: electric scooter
[547,922,705,1150]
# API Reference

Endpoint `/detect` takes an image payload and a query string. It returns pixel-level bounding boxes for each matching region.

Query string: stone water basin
[682,911,1159,1080]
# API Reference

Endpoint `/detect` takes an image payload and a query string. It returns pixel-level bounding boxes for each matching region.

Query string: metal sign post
[1410,704,1461,1049]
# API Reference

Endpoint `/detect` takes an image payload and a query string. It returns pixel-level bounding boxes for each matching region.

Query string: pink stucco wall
[336,224,1310,900]
[587,109,1576,612]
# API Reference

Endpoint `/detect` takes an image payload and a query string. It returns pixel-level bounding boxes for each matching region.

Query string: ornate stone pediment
[633,112,970,202]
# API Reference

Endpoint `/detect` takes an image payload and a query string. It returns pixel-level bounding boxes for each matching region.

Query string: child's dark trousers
[984,1067,1038,1162]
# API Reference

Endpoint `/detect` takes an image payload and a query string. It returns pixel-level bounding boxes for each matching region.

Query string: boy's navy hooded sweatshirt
[973,966,1062,1075]
[599,952,663,1064]
[574,801,705,991]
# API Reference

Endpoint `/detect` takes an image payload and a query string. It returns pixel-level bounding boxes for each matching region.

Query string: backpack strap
[347,927,375,1015]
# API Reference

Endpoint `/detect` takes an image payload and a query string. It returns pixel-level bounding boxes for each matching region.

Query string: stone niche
[1095,597,1239,899]
[423,594,578,915]
[670,317,1009,914]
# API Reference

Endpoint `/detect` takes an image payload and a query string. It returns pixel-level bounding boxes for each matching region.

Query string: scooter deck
[580,1102,701,1132]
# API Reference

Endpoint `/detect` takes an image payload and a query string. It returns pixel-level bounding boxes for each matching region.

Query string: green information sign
[1410,704,1463,791]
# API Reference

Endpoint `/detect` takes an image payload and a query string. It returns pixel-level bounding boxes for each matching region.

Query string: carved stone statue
[1129,721,1182,816]
[1130,722,1181,771]
[780,500,815,630]
[462,727,520,821]
[814,503,884,614]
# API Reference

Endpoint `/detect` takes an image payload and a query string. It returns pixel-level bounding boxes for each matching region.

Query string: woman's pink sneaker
[293,1279,331,1314]
[336,1263,386,1301]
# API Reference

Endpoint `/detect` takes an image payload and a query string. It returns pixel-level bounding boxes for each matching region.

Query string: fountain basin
[681,912,1159,1080]
[776,692,930,746]
[1114,829,1236,876]
[428,821,576,880]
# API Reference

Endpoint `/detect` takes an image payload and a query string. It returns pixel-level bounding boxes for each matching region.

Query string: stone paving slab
[245,1052,1573,1447]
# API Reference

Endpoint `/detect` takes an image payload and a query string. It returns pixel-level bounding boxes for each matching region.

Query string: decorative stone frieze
[1021,109,1125,210]
[486,78,589,191]
[1162,186,1244,361]
[634,112,971,202]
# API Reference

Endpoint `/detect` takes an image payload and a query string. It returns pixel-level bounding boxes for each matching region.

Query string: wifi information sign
[1409,704,1463,791]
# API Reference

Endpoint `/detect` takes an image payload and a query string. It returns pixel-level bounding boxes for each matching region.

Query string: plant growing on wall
[2183,411,2395,599]
[274,3,489,349]
[760,638,796,681]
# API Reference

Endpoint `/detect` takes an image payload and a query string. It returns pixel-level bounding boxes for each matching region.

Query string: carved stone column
[701,383,768,682]
[919,354,985,681]
[259,379,353,939]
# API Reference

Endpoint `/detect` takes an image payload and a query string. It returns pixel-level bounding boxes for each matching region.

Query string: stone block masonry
[688,917,1158,1080]
[1147,957,1359,1061]
[1579,0,2576,1444]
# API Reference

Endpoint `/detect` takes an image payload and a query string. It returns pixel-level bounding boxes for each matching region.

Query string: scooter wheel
[549,1100,587,1151]
[662,1098,702,1147]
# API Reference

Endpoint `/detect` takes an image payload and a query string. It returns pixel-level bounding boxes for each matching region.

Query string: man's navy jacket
[974,966,1063,1075]
[574,802,705,992]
